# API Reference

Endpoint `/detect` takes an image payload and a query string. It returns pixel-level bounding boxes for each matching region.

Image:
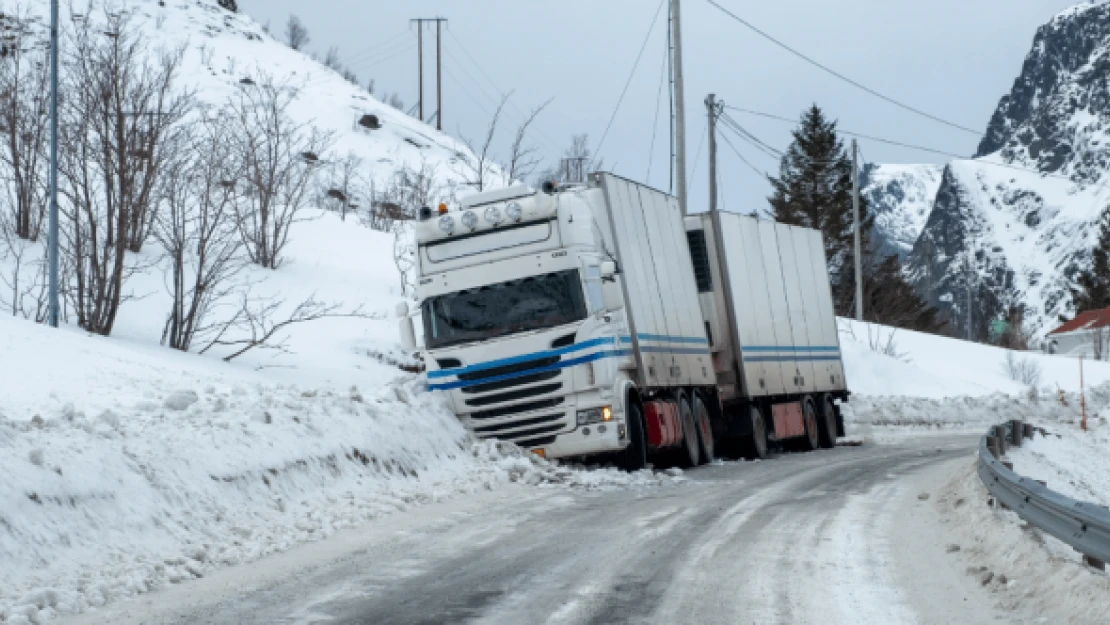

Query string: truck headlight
[576,406,612,425]
[506,202,523,222]
[484,206,503,225]
[439,215,455,234]
[462,211,478,230]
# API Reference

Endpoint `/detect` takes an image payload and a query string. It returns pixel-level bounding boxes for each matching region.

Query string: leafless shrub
[199,291,378,363]
[226,74,333,269]
[454,93,509,192]
[503,98,552,185]
[284,15,310,51]
[865,323,909,362]
[373,162,441,295]
[1003,351,1043,387]
[318,151,365,222]
[153,112,246,351]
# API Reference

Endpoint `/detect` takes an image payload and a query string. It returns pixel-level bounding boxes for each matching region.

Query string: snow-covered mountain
[867,2,1110,339]
[860,164,943,259]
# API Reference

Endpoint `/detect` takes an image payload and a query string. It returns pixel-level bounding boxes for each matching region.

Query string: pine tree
[1070,208,1110,313]
[768,105,871,314]
[217,0,238,12]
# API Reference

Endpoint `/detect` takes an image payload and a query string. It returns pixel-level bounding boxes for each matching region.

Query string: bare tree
[284,15,310,51]
[503,98,552,185]
[455,93,509,192]
[60,9,193,336]
[153,112,246,351]
[226,74,333,269]
[0,5,50,242]
[323,46,342,71]
[535,133,604,186]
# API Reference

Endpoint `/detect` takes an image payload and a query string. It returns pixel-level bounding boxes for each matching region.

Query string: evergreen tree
[1070,208,1110,313]
[768,104,871,314]
[217,0,238,12]
[769,104,943,332]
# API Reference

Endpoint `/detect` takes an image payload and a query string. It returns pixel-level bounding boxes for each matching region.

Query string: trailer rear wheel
[677,393,702,468]
[742,406,768,460]
[617,400,648,472]
[801,398,820,451]
[693,394,715,465]
[818,395,838,449]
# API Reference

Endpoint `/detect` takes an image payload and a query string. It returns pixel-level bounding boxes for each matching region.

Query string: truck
[398,172,848,470]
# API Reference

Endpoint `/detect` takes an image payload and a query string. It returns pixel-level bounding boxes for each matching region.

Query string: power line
[704,0,982,137]
[594,0,667,158]
[443,31,564,156]
[690,119,708,183]
[725,105,1077,181]
[717,129,768,179]
[646,38,668,185]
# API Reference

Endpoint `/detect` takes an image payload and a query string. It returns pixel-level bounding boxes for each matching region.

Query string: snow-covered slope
[860,164,944,259]
[894,2,1110,338]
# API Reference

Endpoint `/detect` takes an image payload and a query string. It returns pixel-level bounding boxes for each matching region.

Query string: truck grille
[457,355,560,385]
[464,383,562,407]
[460,370,560,394]
[470,397,564,420]
[472,412,565,448]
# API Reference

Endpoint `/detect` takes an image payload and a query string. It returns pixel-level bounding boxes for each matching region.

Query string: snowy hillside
[860,164,943,258]
[865,2,1110,338]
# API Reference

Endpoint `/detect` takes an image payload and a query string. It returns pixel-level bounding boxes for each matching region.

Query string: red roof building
[1048,307,1110,336]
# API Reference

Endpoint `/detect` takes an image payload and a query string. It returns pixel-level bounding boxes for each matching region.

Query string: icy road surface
[65,438,1022,625]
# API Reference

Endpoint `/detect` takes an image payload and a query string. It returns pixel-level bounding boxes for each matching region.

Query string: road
[66,436,1021,625]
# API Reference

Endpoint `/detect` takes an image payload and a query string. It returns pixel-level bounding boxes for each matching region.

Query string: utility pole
[706,94,722,214]
[671,0,687,214]
[411,18,447,127]
[48,0,59,328]
[852,139,862,322]
[667,5,675,195]
[436,18,444,130]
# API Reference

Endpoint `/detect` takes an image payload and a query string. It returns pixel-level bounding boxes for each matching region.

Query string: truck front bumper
[537,419,628,460]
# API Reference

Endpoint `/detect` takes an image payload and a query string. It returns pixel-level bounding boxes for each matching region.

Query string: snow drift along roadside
[1008,416,1110,508]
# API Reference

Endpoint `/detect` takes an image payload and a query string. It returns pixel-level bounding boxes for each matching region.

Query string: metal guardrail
[977,422,1110,567]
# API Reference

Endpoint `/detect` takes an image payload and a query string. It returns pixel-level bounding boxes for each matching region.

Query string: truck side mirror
[600,260,616,278]
[395,301,409,318]
[399,317,417,351]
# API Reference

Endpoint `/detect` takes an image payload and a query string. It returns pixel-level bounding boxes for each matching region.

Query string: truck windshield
[422,269,587,349]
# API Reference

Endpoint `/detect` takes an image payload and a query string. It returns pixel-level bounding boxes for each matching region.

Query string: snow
[838,318,1110,399]
[1008,414,1110,508]
[861,164,943,255]
[0,309,679,622]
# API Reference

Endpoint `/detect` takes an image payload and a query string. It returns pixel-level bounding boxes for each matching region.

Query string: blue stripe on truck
[427,349,633,391]
[741,345,840,353]
[427,334,709,380]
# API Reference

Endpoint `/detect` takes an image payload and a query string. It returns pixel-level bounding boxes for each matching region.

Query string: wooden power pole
[411,18,447,126]
[672,0,687,215]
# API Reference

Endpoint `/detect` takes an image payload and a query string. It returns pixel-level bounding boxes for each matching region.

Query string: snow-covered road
[60,436,1032,625]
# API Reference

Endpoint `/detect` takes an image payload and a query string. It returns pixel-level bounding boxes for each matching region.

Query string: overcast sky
[240,0,1078,213]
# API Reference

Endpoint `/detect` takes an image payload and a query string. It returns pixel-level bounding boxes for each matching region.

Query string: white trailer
[401,172,848,468]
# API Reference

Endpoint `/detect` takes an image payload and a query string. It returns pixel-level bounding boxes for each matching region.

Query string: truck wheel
[693,393,715,465]
[818,395,838,449]
[677,393,702,468]
[617,400,648,472]
[743,406,768,460]
[801,398,820,451]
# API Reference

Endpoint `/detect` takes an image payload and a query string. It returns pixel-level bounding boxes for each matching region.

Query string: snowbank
[1008,413,1110,508]
[838,319,1110,399]
[0,315,678,624]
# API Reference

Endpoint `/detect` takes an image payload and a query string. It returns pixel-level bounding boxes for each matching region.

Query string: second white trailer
[685,211,849,457]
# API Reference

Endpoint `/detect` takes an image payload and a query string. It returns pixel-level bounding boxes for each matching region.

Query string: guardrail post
[1023,423,1035,439]
[986,435,1001,459]
[1010,420,1024,446]
[1083,555,1106,571]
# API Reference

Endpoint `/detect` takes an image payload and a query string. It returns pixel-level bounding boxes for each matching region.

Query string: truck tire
[801,397,820,451]
[818,395,838,449]
[617,399,648,472]
[742,406,768,460]
[677,393,702,468]
[693,393,715,465]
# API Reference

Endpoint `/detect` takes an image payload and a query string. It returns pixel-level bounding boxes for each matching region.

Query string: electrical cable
[646,39,668,185]
[718,129,769,179]
[594,0,667,158]
[705,0,982,137]
[689,119,708,183]
[725,105,1077,180]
